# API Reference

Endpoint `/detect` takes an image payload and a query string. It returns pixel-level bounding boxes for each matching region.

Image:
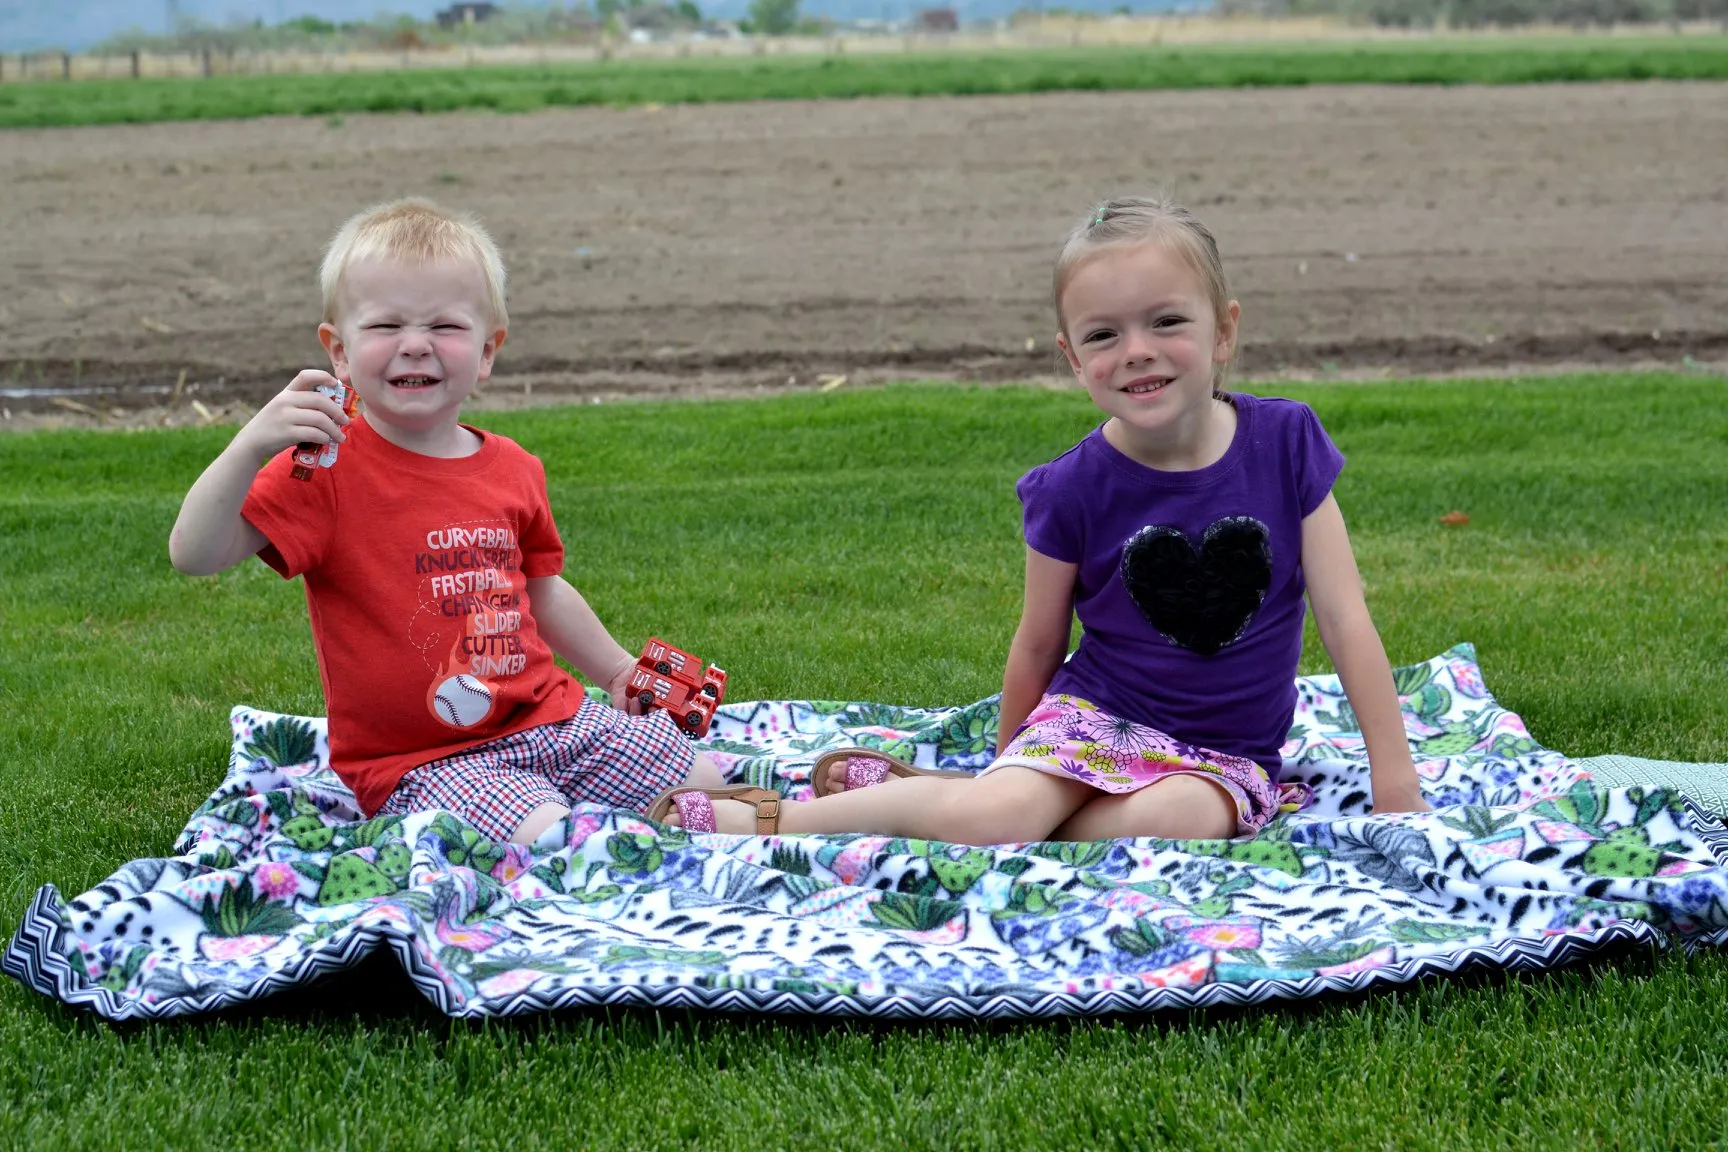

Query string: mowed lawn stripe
[3,36,1728,128]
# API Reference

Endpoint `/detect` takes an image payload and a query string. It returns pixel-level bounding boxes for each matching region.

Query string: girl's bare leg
[1049,774,1238,842]
[673,766,1096,845]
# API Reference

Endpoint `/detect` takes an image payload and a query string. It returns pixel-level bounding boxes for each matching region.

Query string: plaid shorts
[375,696,695,841]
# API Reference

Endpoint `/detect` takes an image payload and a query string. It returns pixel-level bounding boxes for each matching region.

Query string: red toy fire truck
[290,381,361,481]
[627,637,728,738]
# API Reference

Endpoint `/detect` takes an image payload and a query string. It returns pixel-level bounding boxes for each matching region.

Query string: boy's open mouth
[390,375,439,388]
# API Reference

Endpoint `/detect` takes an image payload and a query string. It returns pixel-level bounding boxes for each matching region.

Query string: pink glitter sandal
[810,748,971,799]
[646,785,782,834]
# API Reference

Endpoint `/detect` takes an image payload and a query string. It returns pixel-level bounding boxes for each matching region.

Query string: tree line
[91,0,822,55]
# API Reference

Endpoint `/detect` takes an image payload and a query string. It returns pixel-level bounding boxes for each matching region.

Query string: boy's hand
[1370,778,1432,815]
[600,650,642,716]
[234,370,353,460]
[169,370,346,575]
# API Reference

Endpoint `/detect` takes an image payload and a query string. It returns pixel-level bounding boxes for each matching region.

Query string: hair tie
[1093,212,1107,225]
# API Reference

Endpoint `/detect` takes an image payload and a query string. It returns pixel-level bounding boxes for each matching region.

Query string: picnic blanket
[10,642,1728,1021]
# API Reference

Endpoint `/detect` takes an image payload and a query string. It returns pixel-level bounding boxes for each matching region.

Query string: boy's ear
[1213,300,1242,365]
[318,322,351,384]
[476,325,507,382]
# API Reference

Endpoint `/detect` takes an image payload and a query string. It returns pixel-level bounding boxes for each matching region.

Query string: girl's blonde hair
[1053,196,1236,392]
[319,198,508,329]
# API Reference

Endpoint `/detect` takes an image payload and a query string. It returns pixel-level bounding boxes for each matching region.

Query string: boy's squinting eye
[1083,329,1116,344]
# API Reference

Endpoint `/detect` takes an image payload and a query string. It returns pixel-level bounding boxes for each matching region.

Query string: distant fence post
[201,47,212,77]
[130,49,141,78]
[61,51,71,80]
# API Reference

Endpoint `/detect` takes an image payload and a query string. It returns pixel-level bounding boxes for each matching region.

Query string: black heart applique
[1119,517,1272,656]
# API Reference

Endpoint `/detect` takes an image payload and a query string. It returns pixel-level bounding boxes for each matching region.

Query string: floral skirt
[980,694,1310,835]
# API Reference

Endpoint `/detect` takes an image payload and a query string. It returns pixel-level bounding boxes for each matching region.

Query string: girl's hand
[1370,779,1432,815]
[234,370,352,460]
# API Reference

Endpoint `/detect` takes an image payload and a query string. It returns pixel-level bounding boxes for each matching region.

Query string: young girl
[651,196,1429,842]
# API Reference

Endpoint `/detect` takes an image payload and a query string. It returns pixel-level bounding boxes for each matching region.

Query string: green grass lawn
[3,35,1727,128]
[2,374,1727,1149]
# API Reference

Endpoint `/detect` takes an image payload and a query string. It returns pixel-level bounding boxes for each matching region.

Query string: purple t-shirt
[1018,392,1345,779]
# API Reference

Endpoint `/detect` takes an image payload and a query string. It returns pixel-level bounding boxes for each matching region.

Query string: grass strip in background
[1,373,1726,1149]
[2,35,1727,128]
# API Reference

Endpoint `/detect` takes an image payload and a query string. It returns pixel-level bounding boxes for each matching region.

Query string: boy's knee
[509,801,572,846]
[681,754,725,791]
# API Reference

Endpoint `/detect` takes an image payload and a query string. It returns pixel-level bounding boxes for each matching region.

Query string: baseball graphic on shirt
[432,674,494,728]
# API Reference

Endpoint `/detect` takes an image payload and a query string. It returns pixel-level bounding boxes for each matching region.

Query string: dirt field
[3,80,1725,429]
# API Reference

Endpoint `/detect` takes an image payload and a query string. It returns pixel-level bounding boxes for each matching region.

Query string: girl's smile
[1057,239,1240,469]
[1123,374,1175,395]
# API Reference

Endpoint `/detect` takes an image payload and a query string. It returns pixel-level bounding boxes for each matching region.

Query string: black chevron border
[1683,796,1728,867]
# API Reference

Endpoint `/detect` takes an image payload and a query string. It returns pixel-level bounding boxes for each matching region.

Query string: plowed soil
[4,80,1725,428]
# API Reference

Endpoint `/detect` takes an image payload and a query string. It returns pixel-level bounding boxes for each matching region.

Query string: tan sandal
[646,785,782,834]
[811,748,972,799]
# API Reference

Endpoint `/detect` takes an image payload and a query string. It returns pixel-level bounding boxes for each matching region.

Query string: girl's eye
[1154,316,1187,329]
[1083,330,1115,344]
[367,323,400,331]
[434,324,465,332]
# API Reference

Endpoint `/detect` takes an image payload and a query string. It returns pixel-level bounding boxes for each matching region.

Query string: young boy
[169,198,723,846]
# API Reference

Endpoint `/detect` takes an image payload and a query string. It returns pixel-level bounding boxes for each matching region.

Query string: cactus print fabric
[10,643,1728,1021]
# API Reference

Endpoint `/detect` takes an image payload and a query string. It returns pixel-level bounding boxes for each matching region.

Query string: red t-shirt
[242,417,583,815]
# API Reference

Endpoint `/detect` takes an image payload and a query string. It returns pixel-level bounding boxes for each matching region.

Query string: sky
[3,1,448,51]
[3,0,1190,52]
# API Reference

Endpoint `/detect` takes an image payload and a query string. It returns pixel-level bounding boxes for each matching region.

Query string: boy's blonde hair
[319,198,509,329]
[1053,196,1236,392]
